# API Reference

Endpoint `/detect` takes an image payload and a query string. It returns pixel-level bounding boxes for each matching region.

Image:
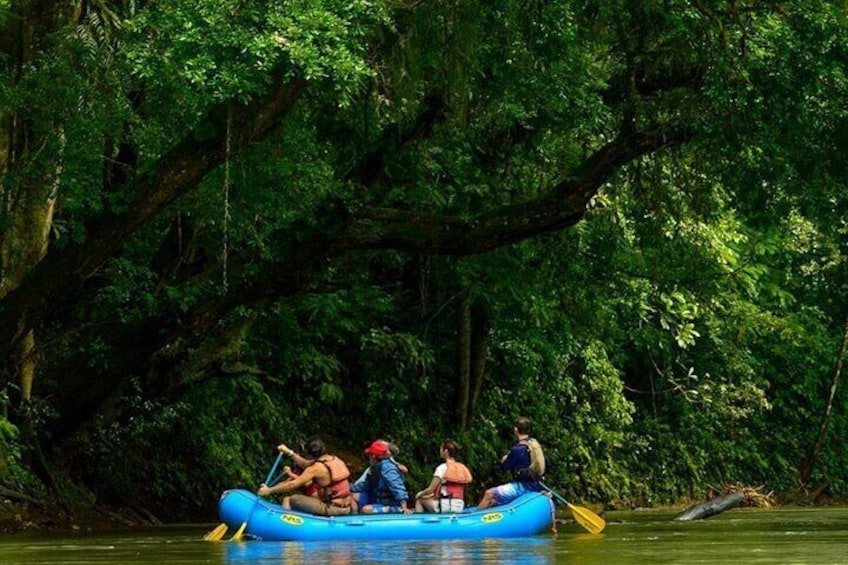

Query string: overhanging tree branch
[0,76,306,357]
[144,125,696,374]
[343,126,694,254]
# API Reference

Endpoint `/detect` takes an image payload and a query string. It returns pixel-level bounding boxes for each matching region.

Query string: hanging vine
[222,104,231,292]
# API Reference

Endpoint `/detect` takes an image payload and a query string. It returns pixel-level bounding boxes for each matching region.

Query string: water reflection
[569,533,604,543]
[222,536,556,564]
[1,508,846,565]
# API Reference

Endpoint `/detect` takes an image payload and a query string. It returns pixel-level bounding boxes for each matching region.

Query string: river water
[0,507,845,564]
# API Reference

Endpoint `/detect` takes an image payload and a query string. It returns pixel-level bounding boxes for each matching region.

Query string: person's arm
[416,463,446,500]
[258,465,318,496]
[382,463,412,513]
[277,443,313,469]
[391,457,409,475]
[500,444,524,473]
[415,476,442,500]
[349,468,370,493]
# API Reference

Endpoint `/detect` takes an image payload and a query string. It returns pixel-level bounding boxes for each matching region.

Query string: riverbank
[1,503,127,534]
[0,495,168,535]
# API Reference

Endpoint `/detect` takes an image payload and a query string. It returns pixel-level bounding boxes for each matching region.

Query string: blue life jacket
[365,459,406,505]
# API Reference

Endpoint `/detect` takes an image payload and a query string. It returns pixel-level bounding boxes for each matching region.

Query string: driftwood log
[674,484,773,521]
[674,491,745,521]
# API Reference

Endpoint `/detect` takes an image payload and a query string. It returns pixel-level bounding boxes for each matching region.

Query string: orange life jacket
[441,461,473,499]
[316,455,352,505]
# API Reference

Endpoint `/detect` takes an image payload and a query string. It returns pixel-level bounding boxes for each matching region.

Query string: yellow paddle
[203,522,228,541]
[203,453,284,541]
[230,453,284,541]
[540,482,606,534]
[229,521,248,541]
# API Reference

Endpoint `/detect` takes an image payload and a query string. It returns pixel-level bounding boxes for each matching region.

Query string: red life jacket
[290,466,320,498]
[316,455,352,505]
[441,461,473,499]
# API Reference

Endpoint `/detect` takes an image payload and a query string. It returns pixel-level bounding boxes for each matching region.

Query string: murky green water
[0,507,845,564]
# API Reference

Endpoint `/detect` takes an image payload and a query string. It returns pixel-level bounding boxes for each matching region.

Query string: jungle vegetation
[0,0,846,520]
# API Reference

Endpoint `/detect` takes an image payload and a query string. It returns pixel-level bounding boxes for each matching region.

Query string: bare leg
[416,498,436,513]
[477,489,497,510]
[282,496,292,510]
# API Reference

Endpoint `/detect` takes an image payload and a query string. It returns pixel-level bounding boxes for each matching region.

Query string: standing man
[476,416,547,510]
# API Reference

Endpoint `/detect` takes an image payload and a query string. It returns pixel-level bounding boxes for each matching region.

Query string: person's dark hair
[514,416,532,435]
[441,439,461,458]
[306,438,326,459]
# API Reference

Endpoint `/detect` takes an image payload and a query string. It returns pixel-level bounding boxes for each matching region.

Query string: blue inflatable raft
[217,489,555,541]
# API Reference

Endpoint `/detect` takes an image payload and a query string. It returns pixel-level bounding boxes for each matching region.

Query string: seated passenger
[414,439,473,513]
[257,438,352,516]
[476,416,547,510]
[349,439,412,514]
[350,439,409,512]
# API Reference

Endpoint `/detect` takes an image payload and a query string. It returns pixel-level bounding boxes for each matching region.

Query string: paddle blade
[229,522,248,541]
[567,502,606,534]
[203,523,228,541]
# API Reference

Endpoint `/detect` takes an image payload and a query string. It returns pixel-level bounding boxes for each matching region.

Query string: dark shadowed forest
[1,0,846,527]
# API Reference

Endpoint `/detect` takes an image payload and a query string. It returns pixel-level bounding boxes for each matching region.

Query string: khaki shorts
[288,493,351,516]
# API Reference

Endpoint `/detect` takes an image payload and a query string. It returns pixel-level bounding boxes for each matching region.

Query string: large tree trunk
[0,2,78,505]
[0,0,81,406]
[469,305,490,424]
[1,169,58,401]
[0,129,60,500]
[457,295,472,431]
[458,301,490,431]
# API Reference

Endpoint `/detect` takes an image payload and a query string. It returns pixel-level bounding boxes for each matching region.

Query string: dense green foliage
[0,1,846,518]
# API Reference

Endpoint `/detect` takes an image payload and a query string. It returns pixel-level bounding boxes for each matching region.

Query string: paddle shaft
[540,482,573,507]
[232,452,285,540]
[265,453,284,486]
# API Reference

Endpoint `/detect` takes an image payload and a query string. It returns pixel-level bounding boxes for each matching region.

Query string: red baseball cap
[364,440,390,457]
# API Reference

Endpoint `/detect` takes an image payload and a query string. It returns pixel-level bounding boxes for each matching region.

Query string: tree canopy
[1,0,847,517]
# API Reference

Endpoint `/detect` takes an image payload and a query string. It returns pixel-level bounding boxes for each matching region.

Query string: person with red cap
[349,439,412,514]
